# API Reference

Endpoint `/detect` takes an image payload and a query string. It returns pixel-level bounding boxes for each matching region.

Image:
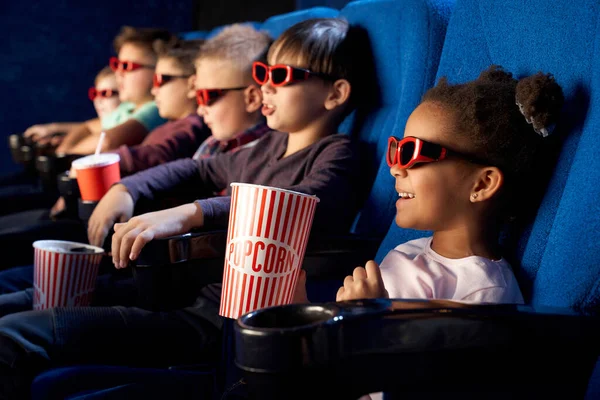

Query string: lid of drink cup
[72,153,120,169]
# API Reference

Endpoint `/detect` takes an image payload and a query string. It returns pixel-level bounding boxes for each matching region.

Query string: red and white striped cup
[32,240,105,310]
[219,183,320,319]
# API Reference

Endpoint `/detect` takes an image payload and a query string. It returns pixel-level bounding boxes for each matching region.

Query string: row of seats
[30,0,454,398]
[28,0,600,398]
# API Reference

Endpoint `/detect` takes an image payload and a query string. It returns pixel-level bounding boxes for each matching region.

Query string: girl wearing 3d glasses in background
[295,65,564,306]
[88,66,121,123]
[25,27,176,155]
[52,26,176,156]
[23,66,120,148]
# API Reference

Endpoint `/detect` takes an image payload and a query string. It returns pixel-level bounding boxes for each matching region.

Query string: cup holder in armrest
[78,199,98,222]
[130,230,229,312]
[36,154,82,190]
[235,298,529,377]
[235,303,341,375]
[8,133,26,150]
[8,134,33,164]
[57,174,80,198]
[11,144,35,168]
[236,299,600,398]
[239,304,339,330]
[19,146,34,164]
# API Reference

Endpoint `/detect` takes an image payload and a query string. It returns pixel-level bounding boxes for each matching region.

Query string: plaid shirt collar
[193,121,271,160]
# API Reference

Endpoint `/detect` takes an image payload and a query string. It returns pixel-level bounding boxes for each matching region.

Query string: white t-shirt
[378,237,524,304]
[363,237,524,400]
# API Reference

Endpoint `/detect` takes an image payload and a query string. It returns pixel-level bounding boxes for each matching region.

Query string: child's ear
[186,75,197,99]
[324,79,351,111]
[244,85,263,113]
[470,167,504,203]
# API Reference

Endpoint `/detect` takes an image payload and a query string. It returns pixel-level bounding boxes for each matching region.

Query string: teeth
[398,192,415,199]
[264,104,274,109]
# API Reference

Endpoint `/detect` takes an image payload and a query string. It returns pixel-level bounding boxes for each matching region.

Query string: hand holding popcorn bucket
[219,183,319,319]
[32,240,104,310]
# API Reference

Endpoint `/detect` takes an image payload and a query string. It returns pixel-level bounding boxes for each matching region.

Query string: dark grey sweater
[120,130,361,234]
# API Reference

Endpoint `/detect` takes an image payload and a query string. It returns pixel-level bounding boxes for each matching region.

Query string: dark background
[0,0,351,174]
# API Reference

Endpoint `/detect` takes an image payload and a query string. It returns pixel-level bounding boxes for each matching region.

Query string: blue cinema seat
[376,0,600,309]
[178,30,211,40]
[261,6,339,37]
[182,6,340,41]
[234,0,600,398]
[342,0,454,238]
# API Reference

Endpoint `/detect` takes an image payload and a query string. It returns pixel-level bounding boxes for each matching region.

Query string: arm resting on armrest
[131,231,383,310]
[134,229,228,267]
[135,231,382,275]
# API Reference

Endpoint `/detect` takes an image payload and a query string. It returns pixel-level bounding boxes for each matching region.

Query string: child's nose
[390,164,407,178]
[261,81,275,94]
[197,104,206,117]
[150,86,159,97]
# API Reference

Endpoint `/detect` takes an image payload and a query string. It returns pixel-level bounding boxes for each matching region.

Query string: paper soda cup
[71,153,120,201]
[32,240,104,310]
[219,183,320,319]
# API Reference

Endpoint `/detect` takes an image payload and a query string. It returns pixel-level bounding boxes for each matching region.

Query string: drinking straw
[95,131,105,159]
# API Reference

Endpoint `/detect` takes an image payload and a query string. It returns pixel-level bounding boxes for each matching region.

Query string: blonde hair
[113,26,178,60]
[195,24,272,74]
[94,66,115,86]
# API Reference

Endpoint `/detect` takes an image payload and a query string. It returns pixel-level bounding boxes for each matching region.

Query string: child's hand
[50,135,64,147]
[55,142,71,155]
[336,261,388,302]
[49,197,66,219]
[24,123,56,141]
[111,203,203,269]
[292,269,309,303]
[87,184,134,247]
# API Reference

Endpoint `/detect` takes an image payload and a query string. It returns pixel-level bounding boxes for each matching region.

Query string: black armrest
[8,134,36,174]
[77,199,99,222]
[51,173,81,220]
[302,234,382,279]
[135,231,381,271]
[235,299,600,400]
[135,229,228,267]
[54,172,100,223]
[9,132,67,168]
[33,132,66,157]
[8,133,28,149]
[131,231,382,311]
[131,230,228,311]
[57,173,79,198]
[36,153,81,191]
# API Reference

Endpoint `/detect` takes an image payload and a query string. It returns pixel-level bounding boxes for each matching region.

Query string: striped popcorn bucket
[32,240,104,310]
[219,183,319,319]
